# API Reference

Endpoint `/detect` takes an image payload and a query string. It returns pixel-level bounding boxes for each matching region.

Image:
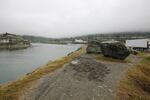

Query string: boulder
[128,48,138,55]
[86,41,102,54]
[100,42,130,60]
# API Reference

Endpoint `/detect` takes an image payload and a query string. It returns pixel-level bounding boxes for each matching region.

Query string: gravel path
[20,54,142,100]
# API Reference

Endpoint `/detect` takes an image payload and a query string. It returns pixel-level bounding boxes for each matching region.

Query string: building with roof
[0,33,30,50]
[74,39,87,44]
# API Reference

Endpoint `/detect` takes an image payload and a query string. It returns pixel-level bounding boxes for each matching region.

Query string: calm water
[0,43,81,83]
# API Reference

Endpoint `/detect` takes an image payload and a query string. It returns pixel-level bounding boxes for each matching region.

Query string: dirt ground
[20,54,142,100]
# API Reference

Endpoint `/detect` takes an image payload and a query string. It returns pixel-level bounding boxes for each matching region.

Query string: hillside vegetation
[22,32,150,43]
[117,55,150,100]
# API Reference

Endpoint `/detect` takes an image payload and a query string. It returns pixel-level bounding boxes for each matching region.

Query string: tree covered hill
[22,32,150,44]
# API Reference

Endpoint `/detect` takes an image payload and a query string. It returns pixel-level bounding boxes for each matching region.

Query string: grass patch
[117,55,150,100]
[0,47,85,100]
[138,52,150,58]
[95,54,130,63]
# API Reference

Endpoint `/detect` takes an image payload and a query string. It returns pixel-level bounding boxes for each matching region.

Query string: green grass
[117,55,150,100]
[95,54,131,63]
[0,47,85,100]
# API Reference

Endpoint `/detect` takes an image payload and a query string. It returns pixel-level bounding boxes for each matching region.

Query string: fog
[0,0,150,38]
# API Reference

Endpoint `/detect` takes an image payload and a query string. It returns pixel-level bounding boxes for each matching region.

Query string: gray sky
[0,0,150,38]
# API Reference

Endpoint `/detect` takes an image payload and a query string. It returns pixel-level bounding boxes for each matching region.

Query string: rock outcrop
[128,48,138,55]
[86,41,102,54]
[100,42,130,60]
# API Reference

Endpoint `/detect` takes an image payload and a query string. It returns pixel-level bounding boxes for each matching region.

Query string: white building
[126,39,150,51]
[0,39,9,43]
[74,39,87,44]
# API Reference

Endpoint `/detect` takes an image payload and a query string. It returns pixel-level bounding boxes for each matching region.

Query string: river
[0,43,81,83]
